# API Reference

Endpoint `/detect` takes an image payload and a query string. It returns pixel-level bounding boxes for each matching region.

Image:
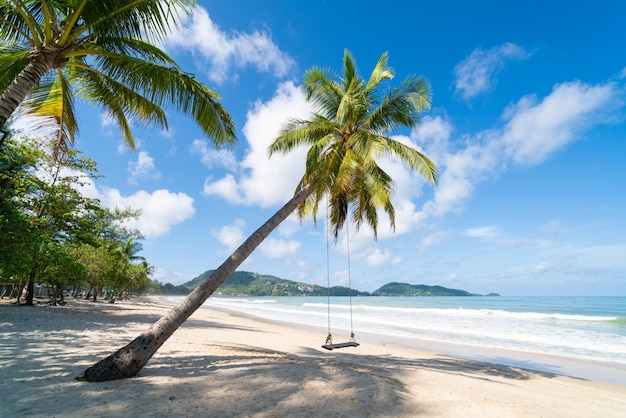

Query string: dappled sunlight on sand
[1,298,625,417]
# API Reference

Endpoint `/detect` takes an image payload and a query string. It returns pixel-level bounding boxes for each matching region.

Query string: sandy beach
[1,297,625,417]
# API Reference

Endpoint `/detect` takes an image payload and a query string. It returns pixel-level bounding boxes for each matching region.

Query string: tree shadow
[0,303,569,417]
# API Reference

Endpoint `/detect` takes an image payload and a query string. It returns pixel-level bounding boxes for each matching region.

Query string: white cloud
[412,115,453,160]
[500,81,616,165]
[454,42,530,100]
[127,151,160,184]
[421,230,450,249]
[98,188,196,239]
[411,79,620,228]
[191,139,238,171]
[203,174,245,205]
[152,266,195,286]
[366,248,401,268]
[203,81,312,207]
[526,261,555,274]
[70,176,195,239]
[465,226,500,239]
[259,237,301,259]
[164,7,295,84]
[100,113,116,130]
[212,219,246,251]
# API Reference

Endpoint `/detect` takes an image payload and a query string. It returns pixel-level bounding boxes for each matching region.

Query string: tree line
[0,135,155,305]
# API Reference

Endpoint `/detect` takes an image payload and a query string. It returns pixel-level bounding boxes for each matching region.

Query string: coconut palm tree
[0,0,235,154]
[108,237,145,302]
[76,50,437,382]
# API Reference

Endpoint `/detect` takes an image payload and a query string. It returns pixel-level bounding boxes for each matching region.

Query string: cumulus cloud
[412,79,620,230]
[421,230,451,249]
[198,71,621,270]
[127,151,160,184]
[164,7,295,84]
[98,188,196,239]
[331,78,619,258]
[212,219,246,251]
[259,237,301,259]
[366,248,401,268]
[203,81,312,206]
[500,81,616,165]
[191,139,238,171]
[454,42,530,100]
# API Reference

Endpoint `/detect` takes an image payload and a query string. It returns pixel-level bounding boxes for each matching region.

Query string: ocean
[167,295,626,384]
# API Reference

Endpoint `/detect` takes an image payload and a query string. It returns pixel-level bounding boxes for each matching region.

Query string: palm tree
[0,0,235,154]
[109,237,146,301]
[76,50,437,382]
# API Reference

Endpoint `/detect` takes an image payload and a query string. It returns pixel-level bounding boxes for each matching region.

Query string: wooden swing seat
[322,341,360,350]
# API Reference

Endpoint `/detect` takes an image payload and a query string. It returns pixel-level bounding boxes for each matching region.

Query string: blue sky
[28,1,626,296]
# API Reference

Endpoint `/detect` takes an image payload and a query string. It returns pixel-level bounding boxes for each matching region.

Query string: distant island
[155,270,500,297]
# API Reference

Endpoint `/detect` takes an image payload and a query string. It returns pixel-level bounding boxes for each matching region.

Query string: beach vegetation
[77,50,437,382]
[0,135,149,305]
[185,269,371,296]
[0,0,235,156]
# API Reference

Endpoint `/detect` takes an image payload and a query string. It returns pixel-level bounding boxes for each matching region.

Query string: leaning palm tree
[77,49,437,382]
[0,0,235,154]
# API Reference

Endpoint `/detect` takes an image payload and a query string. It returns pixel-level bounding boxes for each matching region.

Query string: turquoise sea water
[167,295,626,383]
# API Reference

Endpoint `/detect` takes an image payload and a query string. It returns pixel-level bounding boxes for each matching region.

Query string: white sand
[1,297,625,417]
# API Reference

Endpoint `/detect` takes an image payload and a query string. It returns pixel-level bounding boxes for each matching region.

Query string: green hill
[184,270,370,296]
[372,282,479,296]
[182,271,495,297]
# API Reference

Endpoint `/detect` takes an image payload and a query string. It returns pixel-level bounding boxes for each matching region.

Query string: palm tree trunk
[76,184,314,382]
[0,59,50,128]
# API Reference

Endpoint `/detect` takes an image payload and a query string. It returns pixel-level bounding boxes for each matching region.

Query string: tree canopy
[0,0,235,153]
[269,50,437,239]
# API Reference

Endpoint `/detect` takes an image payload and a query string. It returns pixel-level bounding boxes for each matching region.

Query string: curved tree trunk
[0,58,50,128]
[76,184,314,382]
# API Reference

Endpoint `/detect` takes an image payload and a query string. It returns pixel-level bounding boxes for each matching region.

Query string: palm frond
[20,69,78,152]
[0,2,34,43]
[385,137,437,183]
[76,0,196,43]
[270,50,436,238]
[269,116,336,156]
[74,64,168,149]
[365,51,394,93]
[364,75,432,134]
[0,45,30,92]
[72,36,177,66]
[303,67,343,118]
[87,52,235,146]
[3,0,44,46]
[342,49,358,90]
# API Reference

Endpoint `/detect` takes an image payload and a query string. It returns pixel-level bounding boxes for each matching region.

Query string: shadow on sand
[0,301,564,417]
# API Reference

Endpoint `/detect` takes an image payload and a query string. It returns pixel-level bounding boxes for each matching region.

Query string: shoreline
[196,296,626,386]
[1,296,625,417]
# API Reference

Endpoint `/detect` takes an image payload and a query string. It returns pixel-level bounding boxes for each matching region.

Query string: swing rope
[345,222,356,343]
[325,207,332,343]
[323,207,358,350]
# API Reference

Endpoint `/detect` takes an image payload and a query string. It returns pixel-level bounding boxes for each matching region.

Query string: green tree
[38,241,85,305]
[0,136,38,282]
[108,237,146,302]
[0,0,235,153]
[12,142,101,305]
[77,50,437,382]
[74,242,113,301]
